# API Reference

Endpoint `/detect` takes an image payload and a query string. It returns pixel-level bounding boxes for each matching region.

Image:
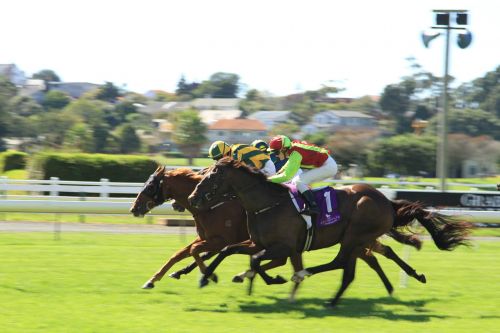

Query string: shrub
[30,153,158,182]
[0,150,28,172]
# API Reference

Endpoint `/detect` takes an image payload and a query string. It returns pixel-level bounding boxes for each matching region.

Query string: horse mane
[216,157,289,192]
[166,167,204,181]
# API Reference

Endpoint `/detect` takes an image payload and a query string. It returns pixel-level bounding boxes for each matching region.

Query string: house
[135,101,188,115]
[189,98,240,110]
[18,79,46,103]
[248,111,292,129]
[311,110,376,131]
[205,119,267,151]
[199,109,242,125]
[0,64,26,86]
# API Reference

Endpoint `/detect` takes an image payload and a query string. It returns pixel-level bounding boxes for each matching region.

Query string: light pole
[422,10,472,191]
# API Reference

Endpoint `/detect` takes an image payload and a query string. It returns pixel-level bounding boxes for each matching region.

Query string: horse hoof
[169,272,181,280]
[209,273,218,283]
[273,275,287,284]
[324,300,337,309]
[232,276,244,283]
[142,281,155,289]
[199,278,209,288]
[418,274,427,283]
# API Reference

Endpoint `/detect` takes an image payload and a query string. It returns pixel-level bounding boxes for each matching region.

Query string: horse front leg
[169,252,216,279]
[249,244,292,289]
[232,257,287,284]
[327,249,361,308]
[199,239,260,288]
[189,237,228,284]
[289,253,304,302]
[142,237,200,289]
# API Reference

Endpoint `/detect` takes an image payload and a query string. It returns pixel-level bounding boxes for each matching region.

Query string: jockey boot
[301,190,320,216]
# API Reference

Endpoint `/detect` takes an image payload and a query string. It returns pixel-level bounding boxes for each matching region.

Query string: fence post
[0,176,7,222]
[50,177,60,197]
[100,178,110,198]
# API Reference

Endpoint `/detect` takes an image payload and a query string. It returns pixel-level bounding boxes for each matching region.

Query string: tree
[95,82,121,103]
[8,95,43,116]
[366,135,436,176]
[63,123,94,152]
[171,109,207,164]
[116,124,141,153]
[32,69,61,83]
[42,90,71,109]
[194,72,240,98]
[0,77,18,149]
[326,130,379,172]
[379,84,412,133]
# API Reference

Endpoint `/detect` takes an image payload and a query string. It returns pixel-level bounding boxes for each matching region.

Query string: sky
[1,0,498,98]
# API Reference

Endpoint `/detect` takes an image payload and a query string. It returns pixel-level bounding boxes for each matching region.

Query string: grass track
[0,232,499,333]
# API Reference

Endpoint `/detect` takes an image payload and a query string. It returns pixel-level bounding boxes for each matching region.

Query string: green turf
[0,232,498,333]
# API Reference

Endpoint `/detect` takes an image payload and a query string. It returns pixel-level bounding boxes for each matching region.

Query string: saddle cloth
[285,184,341,229]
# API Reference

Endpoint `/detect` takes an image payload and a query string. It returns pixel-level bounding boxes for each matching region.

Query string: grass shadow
[236,296,451,321]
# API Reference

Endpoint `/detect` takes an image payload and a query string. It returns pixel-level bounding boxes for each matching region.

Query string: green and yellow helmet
[208,141,231,160]
[251,139,269,152]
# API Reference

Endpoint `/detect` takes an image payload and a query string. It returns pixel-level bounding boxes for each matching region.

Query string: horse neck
[228,168,286,213]
[163,174,198,210]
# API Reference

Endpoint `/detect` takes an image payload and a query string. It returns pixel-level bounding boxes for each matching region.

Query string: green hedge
[31,153,159,182]
[0,150,28,172]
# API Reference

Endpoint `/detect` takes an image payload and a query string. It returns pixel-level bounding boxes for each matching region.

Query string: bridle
[199,165,286,215]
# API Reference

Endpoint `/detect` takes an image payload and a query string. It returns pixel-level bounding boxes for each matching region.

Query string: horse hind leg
[372,241,426,283]
[358,250,394,295]
[327,248,362,308]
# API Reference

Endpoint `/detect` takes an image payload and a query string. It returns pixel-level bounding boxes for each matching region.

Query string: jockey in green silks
[208,140,276,176]
[267,135,338,215]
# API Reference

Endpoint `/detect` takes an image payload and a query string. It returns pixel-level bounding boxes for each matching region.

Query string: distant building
[190,98,240,110]
[205,119,267,151]
[0,64,26,86]
[248,111,292,129]
[18,79,46,103]
[199,109,242,125]
[311,110,376,131]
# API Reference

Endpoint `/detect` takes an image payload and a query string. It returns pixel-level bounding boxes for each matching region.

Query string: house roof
[322,110,374,118]
[209,119,266,131]
[248,110,291,120]
[190,98,240,109]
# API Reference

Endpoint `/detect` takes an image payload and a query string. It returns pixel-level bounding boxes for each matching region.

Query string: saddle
[285,184,341,229]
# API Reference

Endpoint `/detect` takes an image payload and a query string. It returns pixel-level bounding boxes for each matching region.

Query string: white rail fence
[0,177,498,221]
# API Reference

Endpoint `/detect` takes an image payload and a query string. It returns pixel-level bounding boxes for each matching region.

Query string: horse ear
[155,165,166,176]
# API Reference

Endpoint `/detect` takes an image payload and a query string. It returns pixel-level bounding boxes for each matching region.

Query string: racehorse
[130,166,425,296]
[188,158,472,307]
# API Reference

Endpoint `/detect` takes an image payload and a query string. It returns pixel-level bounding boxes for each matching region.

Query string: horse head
[188,161,230,211]
[130,165,167,217]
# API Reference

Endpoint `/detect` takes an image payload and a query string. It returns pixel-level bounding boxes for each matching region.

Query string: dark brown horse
[188,158,472,307]
[130,166,424,296]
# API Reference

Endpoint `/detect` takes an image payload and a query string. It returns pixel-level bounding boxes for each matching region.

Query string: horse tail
[390,199,473,251]
[386,229,422,250]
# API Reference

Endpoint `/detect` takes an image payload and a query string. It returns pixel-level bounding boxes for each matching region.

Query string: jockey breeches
[295,156,338,193]
[262,159,277,176]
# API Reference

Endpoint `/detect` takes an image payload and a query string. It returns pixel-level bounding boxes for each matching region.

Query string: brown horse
[188,158,472,307]
[130,166,247,288]
[130,166,424,295]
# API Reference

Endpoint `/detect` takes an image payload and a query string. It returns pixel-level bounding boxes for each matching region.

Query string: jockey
[267,135,338,215]
[208,140,276,176]
[251,139,288,171]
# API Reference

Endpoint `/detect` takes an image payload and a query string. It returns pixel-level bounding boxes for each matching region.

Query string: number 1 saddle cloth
[284,184,341,229]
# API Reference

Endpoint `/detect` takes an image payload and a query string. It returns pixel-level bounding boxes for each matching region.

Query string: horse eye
[213,184,218,190]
